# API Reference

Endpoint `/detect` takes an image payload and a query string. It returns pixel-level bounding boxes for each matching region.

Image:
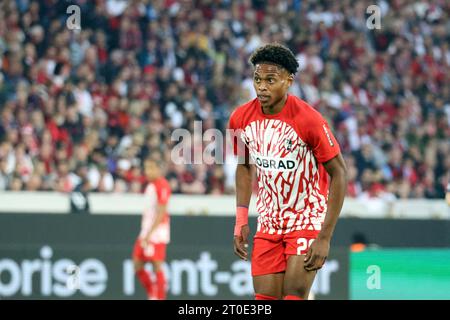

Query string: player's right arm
[229,108,252,261]
[234,159,252,261]
[140,197,153,248]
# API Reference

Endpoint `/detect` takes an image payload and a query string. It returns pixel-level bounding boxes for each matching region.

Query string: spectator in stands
[0,0,448,201]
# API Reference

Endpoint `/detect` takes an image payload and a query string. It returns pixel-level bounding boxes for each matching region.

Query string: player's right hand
[233,225,250,261]
[140,237,148,248]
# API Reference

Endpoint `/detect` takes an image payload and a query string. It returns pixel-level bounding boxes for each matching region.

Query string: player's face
[144,161,159,181]
[253,64,293,113]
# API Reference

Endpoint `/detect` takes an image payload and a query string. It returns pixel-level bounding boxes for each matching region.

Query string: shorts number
[297,238,314,255]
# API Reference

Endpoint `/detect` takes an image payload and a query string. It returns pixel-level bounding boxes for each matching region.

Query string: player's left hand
[304,236,330,272]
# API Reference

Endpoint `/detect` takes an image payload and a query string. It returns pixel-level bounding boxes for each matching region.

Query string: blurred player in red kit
[229,43,348,300]
[133,158,171,300]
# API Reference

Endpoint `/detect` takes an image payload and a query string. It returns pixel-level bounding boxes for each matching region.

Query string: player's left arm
[320,153,347,239]
[304,153,348,271]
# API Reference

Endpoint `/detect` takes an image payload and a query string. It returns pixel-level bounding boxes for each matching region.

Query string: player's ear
[285,73,294,88]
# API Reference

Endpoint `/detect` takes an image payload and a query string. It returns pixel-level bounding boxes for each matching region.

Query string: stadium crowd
[0,0,449,199]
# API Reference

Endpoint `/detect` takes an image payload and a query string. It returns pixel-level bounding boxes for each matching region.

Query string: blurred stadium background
[0,0,449,299]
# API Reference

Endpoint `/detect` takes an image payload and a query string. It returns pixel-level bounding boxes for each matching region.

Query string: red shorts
[133,238,167,262]
[251,229,319,276]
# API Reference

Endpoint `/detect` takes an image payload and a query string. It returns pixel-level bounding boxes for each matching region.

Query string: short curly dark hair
[249,43,299,75]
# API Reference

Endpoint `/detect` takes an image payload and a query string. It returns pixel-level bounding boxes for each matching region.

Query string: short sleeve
[304,114,340,163]
[228,110,248,158]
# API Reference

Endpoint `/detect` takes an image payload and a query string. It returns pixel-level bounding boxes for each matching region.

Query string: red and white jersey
[139,177,171,244]
[229,95,340,234]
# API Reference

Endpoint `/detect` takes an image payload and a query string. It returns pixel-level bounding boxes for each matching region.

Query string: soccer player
[229,43,347,300]
[133,158,171,300]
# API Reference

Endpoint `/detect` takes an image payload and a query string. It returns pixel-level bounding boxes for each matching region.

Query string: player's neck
[262,94,288,115]
[148,176,161,182]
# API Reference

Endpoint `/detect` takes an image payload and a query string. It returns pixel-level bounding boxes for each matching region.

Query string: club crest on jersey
[252,155,298,172]
[285,139,293,151]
